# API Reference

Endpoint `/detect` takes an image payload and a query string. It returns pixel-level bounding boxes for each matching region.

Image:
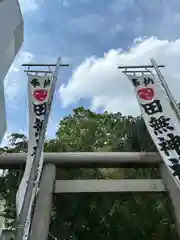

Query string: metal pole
[15,57,64,240]
[151,58,180,120]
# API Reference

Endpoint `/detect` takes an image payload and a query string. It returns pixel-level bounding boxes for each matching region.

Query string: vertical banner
[16,74,53,239]
[126,73,180,185]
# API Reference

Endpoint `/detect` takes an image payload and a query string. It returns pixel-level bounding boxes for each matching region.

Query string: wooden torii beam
[0,152,161,168]
[2,152,180,240]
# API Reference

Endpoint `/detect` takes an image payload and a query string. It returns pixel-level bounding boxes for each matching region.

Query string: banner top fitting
[118,64,165,74]
[22,59,70,74]
[24,70,53,73]
[22,63,70,67]
[118,64,165,69]
[122,70,152,74]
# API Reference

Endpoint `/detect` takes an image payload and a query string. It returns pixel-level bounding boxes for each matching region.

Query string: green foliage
[0,133,26,227]
[0,107,178,239]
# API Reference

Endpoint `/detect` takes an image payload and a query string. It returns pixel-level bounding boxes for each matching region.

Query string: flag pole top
[118,64,165,74]
[118,64,165,69]
[22,57,70,74]
[122,70,152,74]
[22,63,70,67]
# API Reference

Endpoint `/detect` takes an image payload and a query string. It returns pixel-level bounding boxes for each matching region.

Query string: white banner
[126,73,180,185]
[16,74,53,239]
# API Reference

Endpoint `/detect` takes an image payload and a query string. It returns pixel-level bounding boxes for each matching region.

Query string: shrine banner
[126,73,180,185]
[16,74,53,238]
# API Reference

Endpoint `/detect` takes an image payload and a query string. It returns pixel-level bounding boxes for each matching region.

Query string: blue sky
[2,0,180,145]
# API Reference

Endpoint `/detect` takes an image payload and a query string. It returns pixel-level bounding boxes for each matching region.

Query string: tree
[0,107,178,239]
[0,133,27,227]
[49,107,177,239]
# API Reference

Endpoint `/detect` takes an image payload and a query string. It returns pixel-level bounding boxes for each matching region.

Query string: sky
[2,0,180,145]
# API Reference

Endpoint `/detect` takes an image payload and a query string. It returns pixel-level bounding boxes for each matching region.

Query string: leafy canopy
[0,107,178,239]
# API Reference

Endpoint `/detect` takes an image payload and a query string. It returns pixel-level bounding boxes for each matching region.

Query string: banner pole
[15,57,62,240]
[151,58,180,121]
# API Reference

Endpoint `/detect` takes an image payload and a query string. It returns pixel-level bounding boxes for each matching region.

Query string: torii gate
[0,152,180,239]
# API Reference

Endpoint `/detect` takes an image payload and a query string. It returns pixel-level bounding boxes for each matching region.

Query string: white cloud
[108,0,180,39]
[59,37,180,116]
[19,0,43,13]
[109,0,135,14]
[68,14,104,35]
[0,131,12,147]
[59,0,70,7]
[9,51,34,72]
[0,129,27,147]
[60,0,89,5]
[78,0,89,2]
[4,51,34,103]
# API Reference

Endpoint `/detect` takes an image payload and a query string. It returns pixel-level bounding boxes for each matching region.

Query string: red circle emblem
[33,89,48,102]
[137,87,154,101]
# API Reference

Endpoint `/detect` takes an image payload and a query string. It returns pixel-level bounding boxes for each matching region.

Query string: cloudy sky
[2,0,180,145]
